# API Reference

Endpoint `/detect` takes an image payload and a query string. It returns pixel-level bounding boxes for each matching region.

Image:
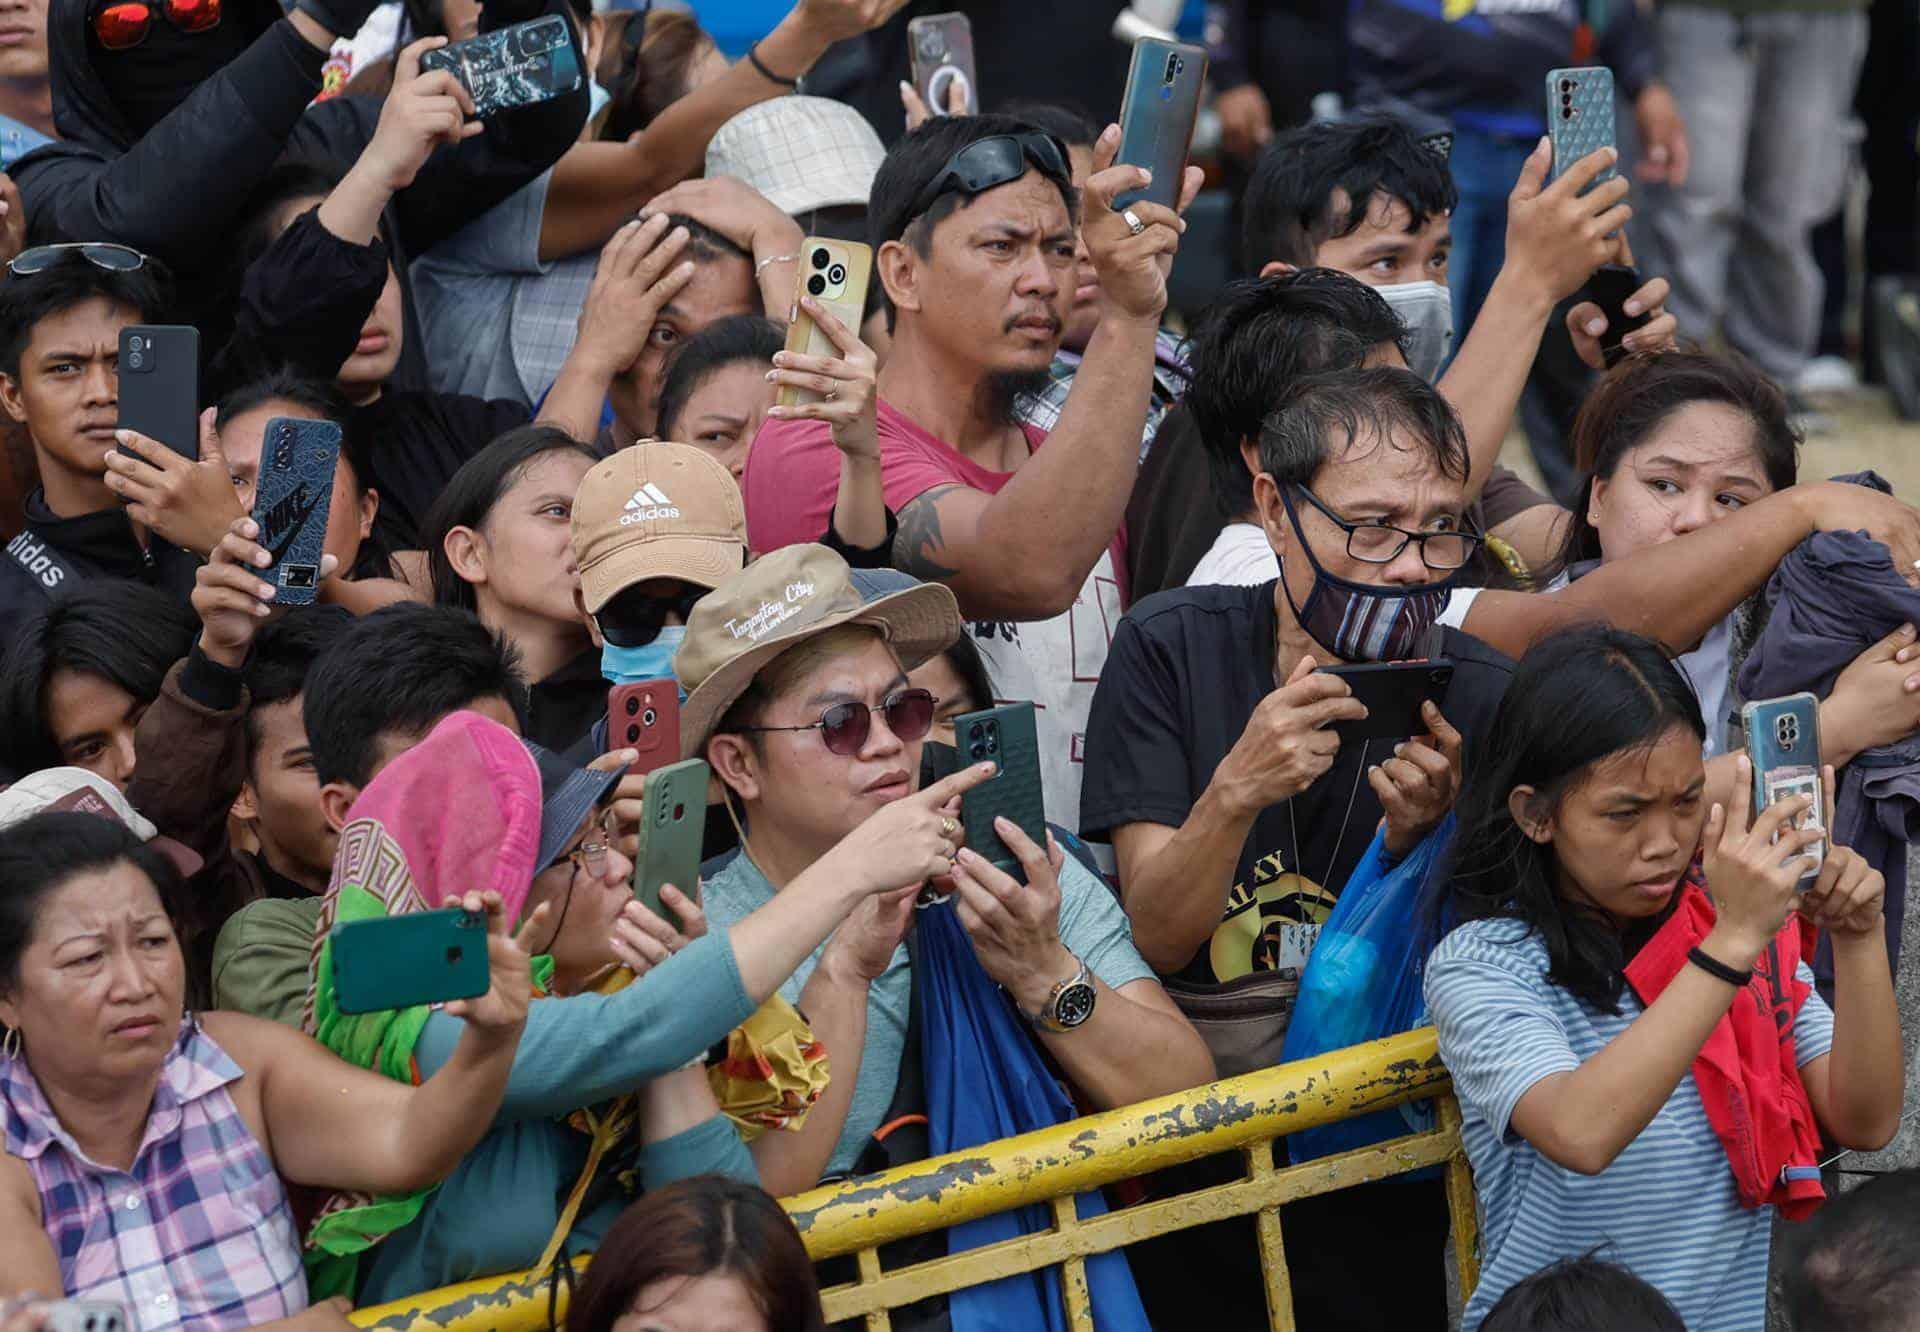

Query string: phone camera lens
[828,263,847,284]
[1561,106,1574,119]
[127,336,144,351]
[624,724,639,744]
[625,696,639,716]
[986,735,999,753]
[127,351,144,369]
[1163,53,1178,82]
[807,274,827,297]
[642,707,657,726]
[1560,79,1574,93]
[969,739,987,759]
[811,248,830,270]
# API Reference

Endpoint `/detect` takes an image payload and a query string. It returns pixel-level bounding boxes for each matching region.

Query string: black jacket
[17,0,586,369]
[0,490,199,631]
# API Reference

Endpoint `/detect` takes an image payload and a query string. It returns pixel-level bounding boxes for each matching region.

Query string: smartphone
[607,679,681,777]
[1114,37,1208,211]
[420,14,581,118]
[952,703,1046,874]
[777,238,873,408]
[919,737,959,791]
[249,417,340,608]
[1545,66,1617,190]
[1742,693,1826,892]
[44,1304,126,1332]
[1317,659,1457,746]
[1583,263,1653,369]
[329,907,489,1014]
[116,324,199,459]
[906,13,977,118]
[632,758,708,925]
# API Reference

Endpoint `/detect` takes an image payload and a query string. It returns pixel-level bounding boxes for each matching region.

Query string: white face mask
[1376,280,1455,382]
[587,77,612,127]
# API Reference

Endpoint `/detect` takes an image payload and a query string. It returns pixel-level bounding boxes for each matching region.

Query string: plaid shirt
[1014,329,1188,462]
[1,1020,307,1332]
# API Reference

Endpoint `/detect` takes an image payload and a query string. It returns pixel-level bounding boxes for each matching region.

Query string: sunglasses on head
[91,0,220,50]
[735,688,937,757]
[596,584,706,648]
[903,131,1072,229]
[7,243,148,278]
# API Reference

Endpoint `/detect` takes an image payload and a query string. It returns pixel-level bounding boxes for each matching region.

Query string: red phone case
[607,680,681,775]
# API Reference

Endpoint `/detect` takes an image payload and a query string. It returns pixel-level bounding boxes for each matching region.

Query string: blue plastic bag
[1277,813,1455,1164]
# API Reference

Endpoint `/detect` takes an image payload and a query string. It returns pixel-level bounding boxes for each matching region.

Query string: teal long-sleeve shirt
[354,928,760,1305]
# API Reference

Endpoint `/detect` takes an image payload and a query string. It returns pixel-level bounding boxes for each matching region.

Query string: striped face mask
[1278,487,1457,662]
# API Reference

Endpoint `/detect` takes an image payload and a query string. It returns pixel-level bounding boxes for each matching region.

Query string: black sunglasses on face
[735,688,937,757]
[596,585,705,647]
[903,132,1073,229]
[1291,484,1484,571]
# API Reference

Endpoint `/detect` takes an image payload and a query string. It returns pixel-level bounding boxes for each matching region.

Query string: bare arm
[888,130,1200,619]
[0,1160,58,1295]
[1799,830,1904,1150]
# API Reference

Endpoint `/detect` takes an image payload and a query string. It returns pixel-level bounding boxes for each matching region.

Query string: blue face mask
[587,77,613,126]
[601,625,687,691]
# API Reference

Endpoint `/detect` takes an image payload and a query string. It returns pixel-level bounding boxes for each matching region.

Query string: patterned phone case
[420,14,581,118]
[1742,693,1825,891]
[1115,38,1208,210]
[1545,66,1616,188]
[250,417,340,608]
[954,703,1047,874]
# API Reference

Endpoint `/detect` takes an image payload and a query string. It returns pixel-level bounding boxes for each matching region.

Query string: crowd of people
[0,0,1915,1328]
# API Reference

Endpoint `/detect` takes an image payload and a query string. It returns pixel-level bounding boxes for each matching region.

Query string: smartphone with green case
[952,702,1046,874]
[633,757,708,926]
[329,907,489,1014]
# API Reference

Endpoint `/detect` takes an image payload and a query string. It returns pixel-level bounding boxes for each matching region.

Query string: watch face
[1054,981,1097,1029]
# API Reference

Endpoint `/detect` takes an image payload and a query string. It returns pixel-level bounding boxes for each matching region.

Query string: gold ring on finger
[940,817,959,839]
[825,386,838,401]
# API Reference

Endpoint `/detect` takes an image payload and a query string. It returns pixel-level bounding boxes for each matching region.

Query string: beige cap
[570,442,748,615]
[675,544,962,758]
[0,767,203,878]
[703,96,887,216]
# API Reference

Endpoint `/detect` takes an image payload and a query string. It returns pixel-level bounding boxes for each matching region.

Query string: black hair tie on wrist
[747,42,797,88]
[1687,946,1752,988]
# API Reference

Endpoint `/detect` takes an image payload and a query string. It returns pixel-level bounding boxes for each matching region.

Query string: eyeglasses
[90,0,221,50]
[595,584,706,648]
[735,688,937,757]
[564,810,620,879]
[7,243,148,278]
[1292,484,1483,571]
[903,132,1072,229]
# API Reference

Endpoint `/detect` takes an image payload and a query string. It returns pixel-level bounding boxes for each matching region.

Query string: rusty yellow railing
[351,1027,1476,1332]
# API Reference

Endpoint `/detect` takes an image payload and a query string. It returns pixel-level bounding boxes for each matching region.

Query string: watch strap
[1022,954,1092,1032]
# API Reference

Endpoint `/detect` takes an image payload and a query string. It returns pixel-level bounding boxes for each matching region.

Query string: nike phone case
[421,14,581,118]
[607,679,681,777]
[116,325,199,459]
[953,703,1046,874]
[250,417,340,608]
[1115,37,1208,210]
[778,238,872,408]
[633,757,707,926]
[330,907,490,1014]
[1546,66,1616,189]
[907,13,978,117]
[1742,693,1825,892]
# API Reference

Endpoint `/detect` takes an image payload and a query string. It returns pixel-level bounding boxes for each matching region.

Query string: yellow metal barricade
[351,1027,1476,1332]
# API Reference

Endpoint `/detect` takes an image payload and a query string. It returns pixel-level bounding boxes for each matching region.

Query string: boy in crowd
[1783,1169,1920,1330]
[684,544,1213,1194]
[0,247,197,624]
[742,115,1198,846]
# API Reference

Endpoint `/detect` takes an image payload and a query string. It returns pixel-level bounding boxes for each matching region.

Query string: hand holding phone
[1115,37,1207,210]
[1742,694,1826,893]
[774,239,874,411]
[1545,66,1617,189]
[420,15,581,118]
[117,324,199,458]
[1317,659,1457,745]
[631,758,708,926]
[329,906,491,1014]
[953,703,1047,873]
[906,13,977,119]
[1579,263,1656,368]
[607,679,680,777]
[249,417,342,608]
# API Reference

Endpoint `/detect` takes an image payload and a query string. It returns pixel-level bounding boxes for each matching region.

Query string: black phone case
[116,325,199,459]
[1320,660,1456,745]
[953,703,1046,873]
[1115,38,1207,210]
[919,738,960,791]
[1582,263,1653,368]
[250,418,340,608]
[421,15,581,118]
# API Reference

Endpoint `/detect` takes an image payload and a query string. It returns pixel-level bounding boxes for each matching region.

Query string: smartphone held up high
[329,907,490,1014]
[249,417,342,608]
[1544,65,1617,188]
[116,324,199,459]
[777,237,872,408]
[1115,36,1207,211]
[420,14,581,118]
[906,12,978,117]
[1742,693,1826,893]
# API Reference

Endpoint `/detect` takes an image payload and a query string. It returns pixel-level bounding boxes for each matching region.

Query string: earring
[2,1026,19,1060]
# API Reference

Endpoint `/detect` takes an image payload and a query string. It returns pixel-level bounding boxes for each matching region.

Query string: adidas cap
[570,442,748,614]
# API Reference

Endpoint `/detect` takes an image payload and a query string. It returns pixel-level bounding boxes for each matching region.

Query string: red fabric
[741,398,1129,602]
[1623,870,1826,1220]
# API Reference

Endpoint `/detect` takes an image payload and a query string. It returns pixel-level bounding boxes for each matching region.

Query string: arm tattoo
[892,485,964,582]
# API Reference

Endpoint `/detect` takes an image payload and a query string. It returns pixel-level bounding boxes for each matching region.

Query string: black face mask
[93,17,251,139]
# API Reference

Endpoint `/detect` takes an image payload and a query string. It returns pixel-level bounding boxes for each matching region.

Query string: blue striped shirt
[1426,918,1834,1329]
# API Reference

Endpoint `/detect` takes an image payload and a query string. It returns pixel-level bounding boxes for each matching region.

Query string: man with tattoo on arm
[740,114,1200,848]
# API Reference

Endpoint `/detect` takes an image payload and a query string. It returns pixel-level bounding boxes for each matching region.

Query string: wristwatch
[1022,954,1097,1033]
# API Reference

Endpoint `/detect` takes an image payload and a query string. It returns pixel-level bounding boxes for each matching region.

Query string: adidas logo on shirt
[621,483,680,524]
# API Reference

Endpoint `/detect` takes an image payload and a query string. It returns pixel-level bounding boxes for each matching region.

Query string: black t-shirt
[1079,581,1514,987]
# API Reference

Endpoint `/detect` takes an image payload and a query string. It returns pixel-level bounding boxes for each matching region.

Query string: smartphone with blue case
[330,907,489,1014]
[1115,36,1207,211]
[250,417,340,607]
[952,702,1046,874]
[1545,66,1616,189]
[633,758,708,927]
[420,14,581,118]
[1742,692,1825,892]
